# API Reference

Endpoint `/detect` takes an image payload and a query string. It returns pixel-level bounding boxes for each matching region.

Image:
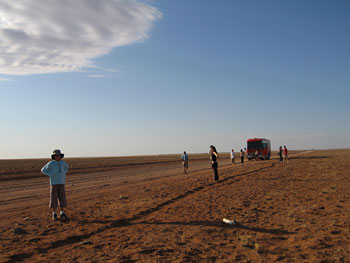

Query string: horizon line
[1,148,349,161]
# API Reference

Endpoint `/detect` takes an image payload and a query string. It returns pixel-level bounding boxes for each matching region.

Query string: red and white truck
[247,138,271,160]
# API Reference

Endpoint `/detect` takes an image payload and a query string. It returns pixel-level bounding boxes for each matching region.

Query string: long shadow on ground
[139,220,295,235]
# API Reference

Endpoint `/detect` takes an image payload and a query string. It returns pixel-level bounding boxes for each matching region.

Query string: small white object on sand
[223,218,236,225]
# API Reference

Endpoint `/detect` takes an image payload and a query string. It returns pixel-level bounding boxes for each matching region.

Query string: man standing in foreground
[41,149,70,221]
[181,151,189,174]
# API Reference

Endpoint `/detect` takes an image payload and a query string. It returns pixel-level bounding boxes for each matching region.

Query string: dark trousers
[212,162,218,181]
[241,156,244,163]
[50,184,67,209]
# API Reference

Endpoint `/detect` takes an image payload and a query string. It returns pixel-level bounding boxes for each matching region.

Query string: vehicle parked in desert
[247,138,271,160]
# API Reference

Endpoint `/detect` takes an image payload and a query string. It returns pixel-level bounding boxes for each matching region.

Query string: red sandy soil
[0,150,349,262]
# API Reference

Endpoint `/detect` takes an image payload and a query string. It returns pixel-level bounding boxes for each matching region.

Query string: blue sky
[0,0,349,159]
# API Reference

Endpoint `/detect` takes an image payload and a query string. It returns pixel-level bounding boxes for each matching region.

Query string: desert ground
[0,150,349,262]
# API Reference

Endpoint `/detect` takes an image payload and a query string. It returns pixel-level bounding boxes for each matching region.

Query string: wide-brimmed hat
[51,149,64,159]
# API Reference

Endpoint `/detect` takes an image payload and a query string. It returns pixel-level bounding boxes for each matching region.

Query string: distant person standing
[283,146,289,162]
[240,149,245,165]
[230,149,235,164]
[181,151,189,174]
[41,149,70,221]
[279,146,283,162]
[209,145,219,181]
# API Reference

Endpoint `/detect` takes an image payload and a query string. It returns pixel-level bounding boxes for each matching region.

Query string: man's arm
[41,162,51,176]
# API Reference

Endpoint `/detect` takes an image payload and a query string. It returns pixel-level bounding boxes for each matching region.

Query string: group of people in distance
[182,145,248,183]
[182,145,220,181]
[279,145,289,162]
[182,145,290,182]
[230,148,247,165]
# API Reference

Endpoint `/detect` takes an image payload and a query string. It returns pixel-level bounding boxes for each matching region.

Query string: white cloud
[87,74,105,78]
[0,77,10,81]
[104,68,119,73]
[0,0,161,75]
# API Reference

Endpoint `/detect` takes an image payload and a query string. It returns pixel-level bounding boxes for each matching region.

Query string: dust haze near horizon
[0,0,349,159]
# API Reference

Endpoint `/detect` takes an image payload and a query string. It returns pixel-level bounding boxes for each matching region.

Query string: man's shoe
[52,213,58,221]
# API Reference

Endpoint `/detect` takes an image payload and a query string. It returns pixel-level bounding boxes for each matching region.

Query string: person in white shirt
[230,149,235,164]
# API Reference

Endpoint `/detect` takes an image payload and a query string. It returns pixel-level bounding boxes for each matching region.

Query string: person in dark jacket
[240,149,245,165]
[279,146,283,162]
[209,145,219,181]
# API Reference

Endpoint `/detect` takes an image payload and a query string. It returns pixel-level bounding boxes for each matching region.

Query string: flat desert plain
[0,150,349,262]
